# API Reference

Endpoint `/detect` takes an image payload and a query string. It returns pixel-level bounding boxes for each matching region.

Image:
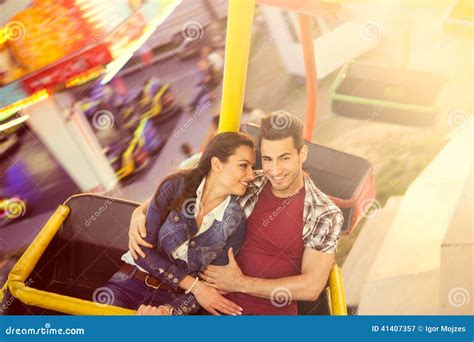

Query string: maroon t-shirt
[227,182,305,315]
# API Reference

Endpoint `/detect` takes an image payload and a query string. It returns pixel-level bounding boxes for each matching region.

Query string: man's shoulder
[304,176,342,217]
[237,170,266,213]
[302,176,344,252]
[252,170,266,186]
[242,170,266,195]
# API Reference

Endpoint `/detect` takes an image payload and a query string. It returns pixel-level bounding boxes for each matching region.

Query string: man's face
[260,137,308,197]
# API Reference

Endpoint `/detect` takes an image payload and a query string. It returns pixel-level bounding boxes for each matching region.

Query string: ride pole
[299,14,318,141]
[218,0,255,133]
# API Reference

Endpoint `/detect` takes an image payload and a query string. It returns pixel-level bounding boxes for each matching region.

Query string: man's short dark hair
[258,111,305,151]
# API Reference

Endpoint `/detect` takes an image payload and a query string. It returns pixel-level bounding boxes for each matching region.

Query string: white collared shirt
[171,177,231,262]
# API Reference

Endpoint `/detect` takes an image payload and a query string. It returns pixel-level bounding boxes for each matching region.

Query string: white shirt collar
[195,177,231,222]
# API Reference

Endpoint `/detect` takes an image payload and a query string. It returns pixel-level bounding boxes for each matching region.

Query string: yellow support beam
[7,205,70,285]
[329,264,348,315]
[219,0,255,133]
[5,204,135,315]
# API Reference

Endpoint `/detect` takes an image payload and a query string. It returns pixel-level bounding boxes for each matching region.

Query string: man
[129,111,343,315]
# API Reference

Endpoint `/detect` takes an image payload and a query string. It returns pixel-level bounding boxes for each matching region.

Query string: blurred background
[0,0,472,315]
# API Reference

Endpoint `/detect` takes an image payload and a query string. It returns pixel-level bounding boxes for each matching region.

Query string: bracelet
[185,277,199,294]
[158,305,173,315]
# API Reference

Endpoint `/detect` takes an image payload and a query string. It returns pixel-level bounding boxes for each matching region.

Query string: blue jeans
[104,270,179,310]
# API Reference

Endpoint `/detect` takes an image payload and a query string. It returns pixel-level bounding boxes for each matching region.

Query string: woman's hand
[191,280,242,316]
[200,281,229,295]
[135,304,172,315]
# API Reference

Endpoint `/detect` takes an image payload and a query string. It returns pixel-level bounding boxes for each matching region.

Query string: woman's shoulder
[159,174,185,193]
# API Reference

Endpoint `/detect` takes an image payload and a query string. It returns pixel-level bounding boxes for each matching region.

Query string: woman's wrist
[185,277,199,294]
[190,279,204,295]
[131,205,145,222]
[178,275,197,291]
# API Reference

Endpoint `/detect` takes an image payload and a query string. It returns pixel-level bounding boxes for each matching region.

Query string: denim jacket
[135,176,246,315]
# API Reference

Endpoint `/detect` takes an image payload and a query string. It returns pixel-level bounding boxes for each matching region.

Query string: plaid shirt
[238,170,344,253]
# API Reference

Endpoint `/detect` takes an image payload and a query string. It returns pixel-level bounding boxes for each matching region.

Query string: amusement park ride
[1,0,469,315]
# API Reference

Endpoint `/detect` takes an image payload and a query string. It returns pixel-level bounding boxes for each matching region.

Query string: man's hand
[135,304,172,315]
[199,248,245,293]
[128,203,152,260]
[205,248,334,302]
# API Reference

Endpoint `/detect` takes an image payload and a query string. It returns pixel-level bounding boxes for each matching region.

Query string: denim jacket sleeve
[135,178,188,290]
[167,212,247,315]
[211,213,246,266]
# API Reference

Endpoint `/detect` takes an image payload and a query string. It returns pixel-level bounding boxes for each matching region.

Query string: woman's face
[217,145,256,196]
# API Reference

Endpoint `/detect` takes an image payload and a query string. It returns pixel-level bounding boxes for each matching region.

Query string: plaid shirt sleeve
[303,208,343,253]
[302,176,344,253]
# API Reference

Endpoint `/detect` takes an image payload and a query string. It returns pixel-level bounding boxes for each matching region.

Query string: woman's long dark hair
[154,132,254,222]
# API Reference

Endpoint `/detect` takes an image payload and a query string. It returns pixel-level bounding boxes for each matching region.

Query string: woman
[103,132,255,316]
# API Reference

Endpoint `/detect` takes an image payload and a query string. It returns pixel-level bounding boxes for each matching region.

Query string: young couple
[102,111,343,315]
